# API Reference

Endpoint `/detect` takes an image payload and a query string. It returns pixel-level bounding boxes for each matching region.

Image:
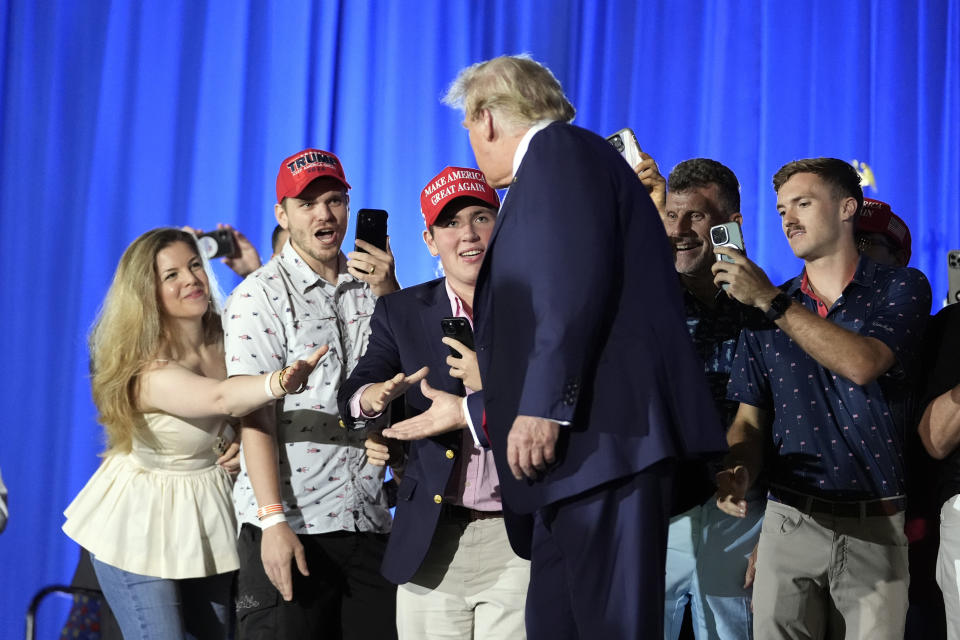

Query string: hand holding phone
[441,317,481,391]
[355,209,388,253]
[711,222,746,291]
[197,229,238,259]
[440,317,474,357]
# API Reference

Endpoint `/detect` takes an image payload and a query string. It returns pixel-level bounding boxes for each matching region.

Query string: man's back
[474,121,726,512]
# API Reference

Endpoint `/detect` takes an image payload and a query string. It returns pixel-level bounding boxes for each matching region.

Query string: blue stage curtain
[1,0,958,629]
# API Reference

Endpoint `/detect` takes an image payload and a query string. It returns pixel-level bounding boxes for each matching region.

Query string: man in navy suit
[338,167,529,639]
[383,55,726,639]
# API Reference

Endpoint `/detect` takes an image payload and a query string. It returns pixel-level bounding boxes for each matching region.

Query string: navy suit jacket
[466,122,728,519]
[338,278,530,582]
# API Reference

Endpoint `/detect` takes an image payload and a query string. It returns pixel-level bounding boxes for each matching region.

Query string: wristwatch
[764,292,792,322]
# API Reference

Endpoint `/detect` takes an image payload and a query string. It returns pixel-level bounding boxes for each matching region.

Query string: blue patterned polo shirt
[727,255,931,499]
[674,284,768,512]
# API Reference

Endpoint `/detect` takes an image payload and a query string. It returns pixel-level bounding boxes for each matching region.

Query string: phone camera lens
[197,236,219,259]
[711,228,727,244]
[610,135,623,152]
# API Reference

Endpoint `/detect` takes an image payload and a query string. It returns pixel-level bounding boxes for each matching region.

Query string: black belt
[442,504,503,522]
[769,486,905,518]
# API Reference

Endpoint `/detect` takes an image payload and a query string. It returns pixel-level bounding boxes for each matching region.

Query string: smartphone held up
[355,209,388,253]
[197,229,238,260]
[440,317,474,359]
[606,128,644,169]
[711,222,746,291]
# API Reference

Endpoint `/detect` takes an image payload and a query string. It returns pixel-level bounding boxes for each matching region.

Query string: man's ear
[730,212,744,225]
[839,197,858,222]
[422,229,440,257]
[274,202,288,228]
[481,109,496,141]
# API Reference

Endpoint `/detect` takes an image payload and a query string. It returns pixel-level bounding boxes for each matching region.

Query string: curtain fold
[1,0,957,629]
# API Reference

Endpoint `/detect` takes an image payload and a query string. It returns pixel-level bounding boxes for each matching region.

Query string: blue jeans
[664,495,764,640]
[91,555,234,640]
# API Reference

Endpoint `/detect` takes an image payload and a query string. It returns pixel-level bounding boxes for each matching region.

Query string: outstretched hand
[360,367,430,415]
[382,379,466,440]
[280,345,329,394]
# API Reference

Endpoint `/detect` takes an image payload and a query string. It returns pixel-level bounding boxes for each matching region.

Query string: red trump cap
[855,198,911,262]
[420,166,500,228]
[276,148,351,203]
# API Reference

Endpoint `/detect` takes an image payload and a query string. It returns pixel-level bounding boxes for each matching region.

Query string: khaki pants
[397,515,530,639]
[752,500,909,639]
[937,495,960,639]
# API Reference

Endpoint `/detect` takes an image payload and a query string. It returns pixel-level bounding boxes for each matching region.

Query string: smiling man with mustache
[660,158,766,640]
[713,157,931,639]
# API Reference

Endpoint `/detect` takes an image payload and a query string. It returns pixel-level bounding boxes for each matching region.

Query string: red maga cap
[420,166,500,228]
[856,198,911,261]
[276,148,351,203]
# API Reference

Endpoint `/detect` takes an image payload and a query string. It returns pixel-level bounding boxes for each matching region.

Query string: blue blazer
[466,122,728,518]
[338,279,530,580]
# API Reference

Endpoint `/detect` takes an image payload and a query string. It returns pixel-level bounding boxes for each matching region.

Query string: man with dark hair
[668,158,741,214]
[661,158,765,640]
[383,55,726,639]
[714,157,930,638]
[224,148,401,639]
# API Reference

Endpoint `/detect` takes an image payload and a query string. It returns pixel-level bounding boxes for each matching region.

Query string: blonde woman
[63,228,325,640]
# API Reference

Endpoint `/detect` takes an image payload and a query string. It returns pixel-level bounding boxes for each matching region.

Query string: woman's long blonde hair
[89,228,222,454]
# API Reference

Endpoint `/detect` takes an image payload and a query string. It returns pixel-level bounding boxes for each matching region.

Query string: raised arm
[713,246,929,386]
[138,346,327,419]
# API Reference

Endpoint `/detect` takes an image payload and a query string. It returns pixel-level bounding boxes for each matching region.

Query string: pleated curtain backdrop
[1,0,957,630]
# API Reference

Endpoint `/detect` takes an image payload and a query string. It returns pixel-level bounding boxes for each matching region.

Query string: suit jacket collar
[511,119,556,186]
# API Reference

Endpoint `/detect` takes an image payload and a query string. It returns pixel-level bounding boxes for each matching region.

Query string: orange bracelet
[256,503,284,520]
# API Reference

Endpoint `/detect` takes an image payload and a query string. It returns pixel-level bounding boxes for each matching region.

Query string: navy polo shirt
[727,256,931,500]
[674,286,767,512]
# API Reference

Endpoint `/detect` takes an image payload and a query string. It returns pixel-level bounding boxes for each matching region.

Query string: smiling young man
[223,148,401,639]
[337,167,530,639]
[713,158,931,639]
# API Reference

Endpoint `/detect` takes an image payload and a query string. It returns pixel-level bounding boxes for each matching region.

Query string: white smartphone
[711,222,746,291]
[606,128,644,169]
[948,250,960,305]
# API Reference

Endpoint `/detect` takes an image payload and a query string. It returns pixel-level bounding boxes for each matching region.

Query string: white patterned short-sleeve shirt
[223,242,391,534]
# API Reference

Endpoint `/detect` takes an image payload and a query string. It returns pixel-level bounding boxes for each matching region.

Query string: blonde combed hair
[443,54,576,132]
[90,228,222,455]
